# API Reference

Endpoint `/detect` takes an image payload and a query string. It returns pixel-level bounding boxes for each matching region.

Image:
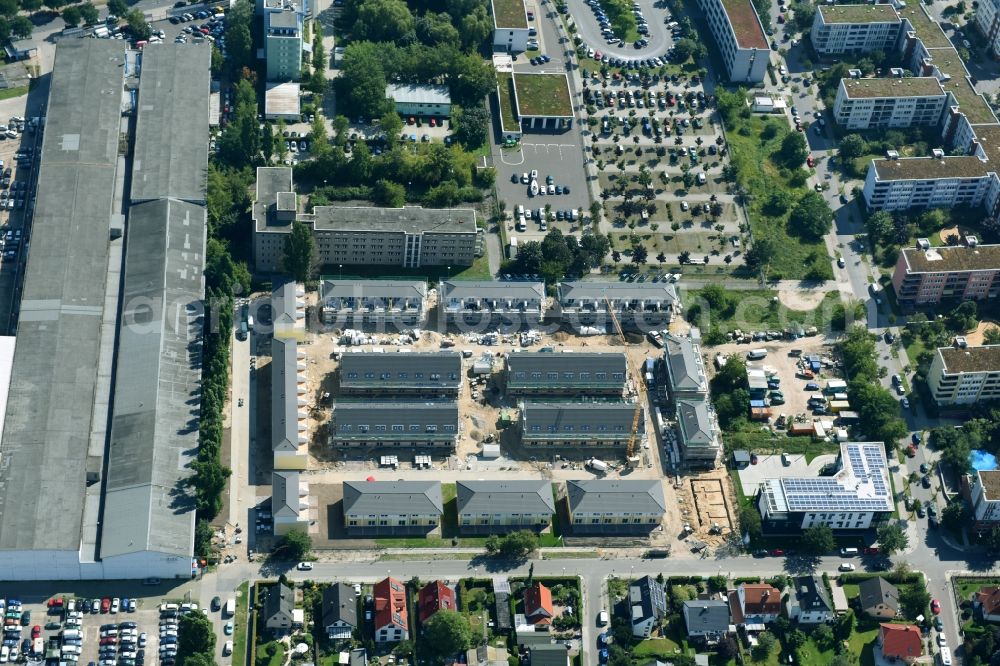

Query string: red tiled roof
[975,586,1000,616]
[373,577,408,632]
[741,584,781,615]
[418,581,456,624]
[524,582,553,625]
[880,624,922,660]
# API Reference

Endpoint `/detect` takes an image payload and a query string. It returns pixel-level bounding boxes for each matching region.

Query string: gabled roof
[557,281,678,304]
[505,352,626,378]
[322,583,357,629]
[456,481,555,516]
[664,334,707,394]
[879,623,922,659]
[740,584,781,615]
[264,583,295,626]
[332,402,459,440]
[790,576,832,614]
[566,480,666,515]
[520,402,644,438]
[272,471,301,520]
[441,280,545,303]
[339,352,461,390]
[528,645,569,666]
[683,600,731,635]
[373,577,408,632]
[524,582,553,624]
[676,400,717,445]
[859,577,900,613]
[321,279,427,304]
[342,481,443,516]
[271,337,304,453]
[629,576,666,625]
[975,586,1000,616]
[417,581,456,624]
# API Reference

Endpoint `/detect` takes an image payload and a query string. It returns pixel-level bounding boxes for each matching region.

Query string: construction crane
[604,296,644,468]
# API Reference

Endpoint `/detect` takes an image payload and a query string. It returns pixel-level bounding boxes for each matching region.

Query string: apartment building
[329,402,459,449]
[566,480,667,534]
[891,241,1000,306]
[696,0,769,83]
[342,481,443,537]
[676,399,721,467]
[261,0,304,82]
[386,84,451,118]
[862,151,996,212]
[272,337,308,470]
[663,333,708,401]
[490,0,530,53]
[504,352,626,396]
[757,443,894,531]
[272,279,306,340]
[971,470,1000,529]
[833,77,948,130]
[455,480,555,534]
[810,4,902,55]
[976,0,1000,58]
[557,281,677,331]
[926,343,1000,405]
[338,352,462,398]
[319,279,427,329]
[272,470,310,536]
[439,279,546,329]
[518,402,643,448]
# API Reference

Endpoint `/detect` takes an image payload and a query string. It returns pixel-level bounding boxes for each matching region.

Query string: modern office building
[833,77,948,130]
[518,402,643,448]
[971,470,1000,530]
[455,480,555,534]
[342,481,443,536]
[439,279,546,329]
[505,352,626,396]
[386,84,451,118]
[566,480,666,534]
[261,0,304,81]
[329,402,459,448]
[272,337,309,470]
[696,0,770,82]
[557,281,677,330]
[891,241,1000,306]
[926,343,1000,405]
[320,279,427,328]
[338,352,462,398]
[490,0,530,53]
[810,4,902,55]
[756,443,894,531]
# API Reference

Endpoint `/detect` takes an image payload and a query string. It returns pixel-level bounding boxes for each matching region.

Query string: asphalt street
[567,0,672,61]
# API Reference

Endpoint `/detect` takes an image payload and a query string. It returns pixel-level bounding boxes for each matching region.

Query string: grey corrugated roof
[272,471,300,519]
[791,576,833,613]
[342,480,443,515]
[100,198,205,560]
[677,400,716,444]
[664,334,707,393]
[130,44,210,203]
[506,352,626,377]
[858,577,899,612]
[521,402,644,436]
[0,39,126,552]
[332,402,458,437]
[386,83,451,105]
[321,279,427,303]
[456,480,555,515]
[339,352,461,390]
[322,583,357,629]
[566,480,666,514]
[310,205,477,234]
[558,281,678,303]
[254,166,294,231]
[271,338,303,453]
[683,600,730,634]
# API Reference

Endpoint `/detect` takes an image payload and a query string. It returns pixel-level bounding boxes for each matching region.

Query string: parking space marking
[521,143,579,160]
[498,148,525,165]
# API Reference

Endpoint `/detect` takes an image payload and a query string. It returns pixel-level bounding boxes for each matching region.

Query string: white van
[61,630,81,640]
[516,204,524,218]
[223,641,233,657]
[939,646,952,666]
[62,646,81,656]
[747,349,767,360]
[160,603,179,612]
[1,646,9,663]
[840,547,859,557]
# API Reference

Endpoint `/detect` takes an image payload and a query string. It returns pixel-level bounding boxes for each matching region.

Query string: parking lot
[497,155,591,240]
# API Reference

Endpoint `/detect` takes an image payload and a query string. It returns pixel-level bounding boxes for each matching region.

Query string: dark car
[211,598,221,612]
[884,330,895,343]
[920,463,929,474]
[922,475,931,488]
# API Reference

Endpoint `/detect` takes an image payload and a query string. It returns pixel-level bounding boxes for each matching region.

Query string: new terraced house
[320,279,427,329]
[518,402,643,448]
[329,402,460,449]
[505,352,626,396]
[342,481,443,536]
[338,352,462,398]
[566,480,666,534]
[456,480,555,534]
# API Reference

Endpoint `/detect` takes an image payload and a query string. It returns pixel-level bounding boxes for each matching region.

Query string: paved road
[567,0,671,61]
[228,322,252,531]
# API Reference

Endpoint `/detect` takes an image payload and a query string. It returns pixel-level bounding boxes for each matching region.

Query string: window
[358,425,369,433]
[342,424,353,432]
[410,425,420,432]
[392,425,403,432]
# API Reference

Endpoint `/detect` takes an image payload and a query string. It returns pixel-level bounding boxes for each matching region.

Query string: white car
[936,635,948,647]
[530,169,538,180]
[838,562,856,572]
[296,562,313,571]
[110,598,120,614]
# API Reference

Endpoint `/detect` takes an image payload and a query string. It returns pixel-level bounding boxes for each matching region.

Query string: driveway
[567,0,672,60]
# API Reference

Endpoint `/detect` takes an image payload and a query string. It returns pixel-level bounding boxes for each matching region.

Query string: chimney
[966,235,979,247]
[916,238,930,250]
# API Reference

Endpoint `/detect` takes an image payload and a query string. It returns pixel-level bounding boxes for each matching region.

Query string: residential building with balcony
[696,0,769,82]
[976,0,1000,57]
[439,280,545,329]
[566,480,666,534]
[272,338,308,470]
[557,281,677,331]
[971,470,1000,529]
[272,279,306,340]
[320,279,427,329]
[505,352,626,396]
[892,241,1000,306]
[329,402,459,449]
[455,480,555,534]
[862,152,996,213]
[833,77,948,130]
[676,399,721,468]
[322,583,357,640]
[927,343,1000,405]
[810,4,902,55]
[272,470,310,536]
[519,402,643,448]
[663,333,708,401]
[338,352,462,398]
[342,481,443,536]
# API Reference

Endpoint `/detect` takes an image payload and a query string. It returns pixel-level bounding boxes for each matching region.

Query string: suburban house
[342,480,443,536]
[373,577,409,643]
[440,279,546,329]
[557,281,677,330]
[329,402,460,449]
[320,279,427,329]
[566,480,667,534]
[663,332,708,400]
[505,352,627,396]
[271,337,308,470]
[858,577,900,619]
[528,645,569,666]
[682,600,731,643]
[264,583,296,633]
[878,623,922,661]
[524,582,554,626]
[321,583,358,640]
[787,576,834,624]
[727,584,781,627]
[455,480,555,534]
[338,352,462,398]
[973,586,1000,622]
[629,576,667,638]
[417,581,456,624]
[518,402,643,448]
[272,470,310,536]
[675,399,721,467]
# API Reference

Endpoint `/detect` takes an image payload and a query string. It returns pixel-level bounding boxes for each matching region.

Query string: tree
[940,435,973,475]
[942,500,972,532]
[867,210,894,244]
[378,111,402,147]
[224,0,254,73]
[839,134,868,161]
[876,521,909,556]
[353,0,414,42]
[276,528,312,560]
[107,0,127,15]
[421,612,472,658]
[43,0,66,11]
[739,504,762,541]
[18,0,42,12]
[484,530,538,559]
[745,235,777,274]
[61,5,81,26]
[716,637,739,661]
[778,131,808,167]
[789,191,834,239]
[708,575,728,592]
[9,15,31,38]
[454,104,489,149]
[261,123,274,163]
[751,632,776,661]
[985,327,1000,346]
[336,42,392,119]
[813,623,834,650]
[801,525,835,554]
[899,581,930,619]
[176,613,216,666]
[631,245,648,264]
[373,179,406,207]
[282,220,316,283]
[126,10,151,41]
[79,2,98,24]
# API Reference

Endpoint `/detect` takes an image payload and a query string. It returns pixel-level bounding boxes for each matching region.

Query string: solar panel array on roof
[777,443,892,512]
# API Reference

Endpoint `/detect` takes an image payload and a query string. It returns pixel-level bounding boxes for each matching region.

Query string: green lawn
[0,86,28,102]
[231,582,250,666]
[496,72,520,133]
[632,637,683,659]
[683,289,842,334]
[956,577,1000,600]
[258,642,285,666]
[848,627,879,666]
[328,252,491,284]
[513,72,573,117]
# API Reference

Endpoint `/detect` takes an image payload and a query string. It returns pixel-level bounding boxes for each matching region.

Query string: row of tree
[500,228,610,284]
[838,326,909,446]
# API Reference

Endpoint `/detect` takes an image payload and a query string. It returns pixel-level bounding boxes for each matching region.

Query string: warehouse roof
[840,77,944,99]
[936,344,1000,373]
[272,337,304,453]
[386,83,451,106]
[520,402,644,437]
[0,39,126,552]
[272,471,301,519]
[322,279,427,304]
[339,352,461,390]
[342,480,443,515]
[130,44,210,203]
[441,279,545,304]
[818,4,900,24]
[566,480,666,514]
[99,198,205,560]
[309,205,477,234]
[901,243,1000,273]
[456,480,555,515]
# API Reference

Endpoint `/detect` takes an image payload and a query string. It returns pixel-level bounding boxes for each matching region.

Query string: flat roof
[265,81,301,118]
[900,5,951,48]
[130,44,210,203]
[386,83,450,105]
[721,0,768,49]
[254,166,294,231]
[872,154,990,181]
[496,72,520,132]
[491,0,527,29]
[100,198,205,560]
[840,77,944,99]
[937,345,1000,374]
[309,205,477,234]
[902,243,1000,273]
[979,470,1000,501]
[818,4,900,24]
[512,73,573,118]
[0,39,126,552]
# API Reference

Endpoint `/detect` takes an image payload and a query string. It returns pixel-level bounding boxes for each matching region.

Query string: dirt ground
[938,225,967,244]
[777,285,831,311]
[963,319,1000,346]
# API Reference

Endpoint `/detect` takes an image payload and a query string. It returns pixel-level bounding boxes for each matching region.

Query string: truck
[224,599,235,617]
[587,459,608,472]
[829,400,851,413]
[92,25,110,38]
[747,348,767,360]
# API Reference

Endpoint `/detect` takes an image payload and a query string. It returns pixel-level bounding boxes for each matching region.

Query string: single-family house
[858,577,900,619]
[974,586,1000,622]
[675,399,721,467]
[373,577,409,643]
[321,583,357,640]
[787,576,834,624]
[878,623,922,662]
[456,480,555,534]
[264,583,296,633]
[727,584,781,627]
[417,581,456,624]
[629,575,667,638]
[524,582,553,626]
[682,600,731,643]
